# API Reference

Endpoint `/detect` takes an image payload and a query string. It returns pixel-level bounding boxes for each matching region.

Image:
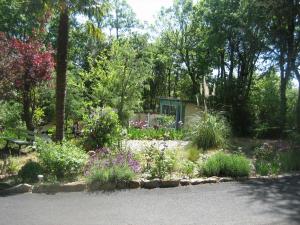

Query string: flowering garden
[1,107,300,192]
[1,0,300,193]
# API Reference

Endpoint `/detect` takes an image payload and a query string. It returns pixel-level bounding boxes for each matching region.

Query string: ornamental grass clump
[201,152,251,177]
[189,112,230,150]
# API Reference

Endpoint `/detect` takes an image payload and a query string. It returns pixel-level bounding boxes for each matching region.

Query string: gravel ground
[124,140,190,151]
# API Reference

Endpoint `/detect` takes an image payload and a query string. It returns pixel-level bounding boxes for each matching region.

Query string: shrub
[141,146,178,179]
[201,152,251,177]
[188,112,230,150]
[84,107,122,149]
[18,161,44,183]
[0,157,20,175]
[255,159,280,176]
[254,143,276,161]
[180,160,196,178]
[84,148,140,175]
[84,147,140,186]
[187,146,201,162]
[87,165,135,185]
[279,150,300,172]
[37,140,88,181]
[254,146,300,175]
[255,160,270,176]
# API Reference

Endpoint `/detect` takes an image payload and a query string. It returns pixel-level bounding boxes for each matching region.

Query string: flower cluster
[129,120,148,129]
[84,147,140,176]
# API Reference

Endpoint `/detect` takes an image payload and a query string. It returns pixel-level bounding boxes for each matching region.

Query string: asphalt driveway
[1,175,299,225]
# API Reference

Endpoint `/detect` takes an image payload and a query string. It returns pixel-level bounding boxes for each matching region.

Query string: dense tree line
[0,0,299,139]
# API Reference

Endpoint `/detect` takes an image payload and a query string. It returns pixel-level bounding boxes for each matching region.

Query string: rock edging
[1,172,299,194]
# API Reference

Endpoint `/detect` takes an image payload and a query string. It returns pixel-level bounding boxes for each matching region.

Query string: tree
[41,0,108,141]
[197,0,266,135]
[104,0,138,39]
[82,37,151,125]
[0,0,48,40]
[0,33,55,131]
[256,0,300,132]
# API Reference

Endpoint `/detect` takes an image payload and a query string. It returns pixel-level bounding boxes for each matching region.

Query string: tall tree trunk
[168,68,171,97]
[22,82,34,131]
[297,83,300,133]
[279,51,287,132]
[294,68,300,132]
[55,5,69,142]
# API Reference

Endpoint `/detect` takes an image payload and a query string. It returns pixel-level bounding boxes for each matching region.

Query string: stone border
[1,172,299,194]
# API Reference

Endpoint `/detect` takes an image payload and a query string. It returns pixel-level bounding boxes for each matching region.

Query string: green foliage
[180,160,196,178]
[255,149,300,175]
[32,107,45,127]
[279,150,300,172]
[141,146,178,179]
[186,146,201,162]
[86,165,135,185]
[255,161,270,176]
[82,38,151,126]
[0,157,20,175]
[37,140,88,181]
[156,115,176,128]
[189,113,230,150]
[127,128,184,140]
[201,152,251,177]
[254,143,276,162]
[0,101,23,128]
[18,161,44,183]
[84,107,122,149]
[255,160,280,176]
[249,71,285,137]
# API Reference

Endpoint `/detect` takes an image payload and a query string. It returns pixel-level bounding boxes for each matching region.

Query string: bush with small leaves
[37,140,88,181]
[84,107,122,149]
[18,161,44,183]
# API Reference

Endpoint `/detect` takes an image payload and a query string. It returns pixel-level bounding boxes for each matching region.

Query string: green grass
[201,152,251,177]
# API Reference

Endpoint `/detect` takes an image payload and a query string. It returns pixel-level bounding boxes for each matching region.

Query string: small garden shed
[159,97,202,128]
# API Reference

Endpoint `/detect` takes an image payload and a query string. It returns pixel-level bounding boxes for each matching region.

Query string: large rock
[203,177,218,183]
[219,177,234,182]
[0,184,32,195]
[33,182,86,193]
[116,181,127,189]
[142,179,161,189]
[98,183,116,191]
[128,180,141,189]
[180,179,191,186]
[190,178,205,185]
[61,181,86,192]
[32,184,61,193]
[87,182,116,191]
[160,179,180,188]
[190,177,218,185]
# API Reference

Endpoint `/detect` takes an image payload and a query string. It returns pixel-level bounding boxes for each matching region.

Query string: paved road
[1,176,300,225]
